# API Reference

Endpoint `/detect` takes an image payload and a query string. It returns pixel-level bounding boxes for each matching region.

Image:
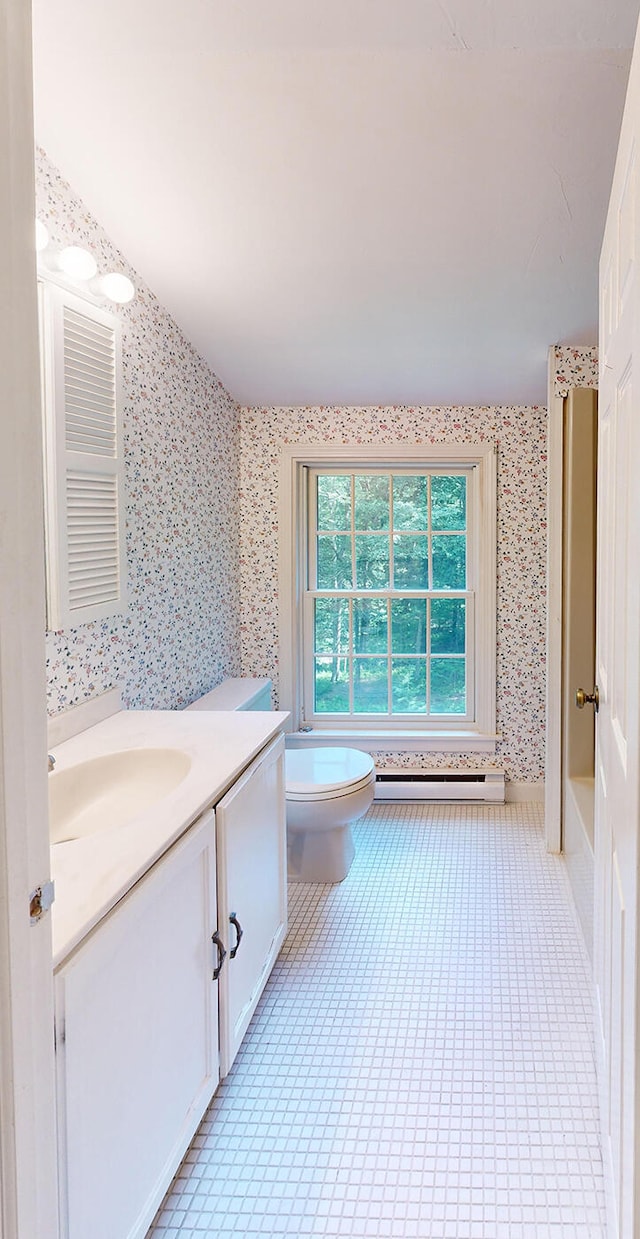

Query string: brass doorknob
[576,686,599,712]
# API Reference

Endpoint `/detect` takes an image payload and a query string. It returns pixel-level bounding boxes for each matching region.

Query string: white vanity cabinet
[54,811,219,1239]
[52,722,288,1239]
[216,732,287,1076]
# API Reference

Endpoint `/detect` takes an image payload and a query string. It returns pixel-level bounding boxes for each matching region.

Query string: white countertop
[49,708,289,968]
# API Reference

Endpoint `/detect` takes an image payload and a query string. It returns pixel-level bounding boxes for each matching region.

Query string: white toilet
[284,746,375,883]
[186,678,375,883]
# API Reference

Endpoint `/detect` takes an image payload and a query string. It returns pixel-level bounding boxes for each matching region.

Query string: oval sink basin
[49,748,192,845]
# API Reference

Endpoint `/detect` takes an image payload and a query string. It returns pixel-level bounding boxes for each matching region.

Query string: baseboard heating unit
[374,768,505,804]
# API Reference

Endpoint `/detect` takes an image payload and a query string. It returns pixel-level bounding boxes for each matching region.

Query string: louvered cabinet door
[40,282,127,629]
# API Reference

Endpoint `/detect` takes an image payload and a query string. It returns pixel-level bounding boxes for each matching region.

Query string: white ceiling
[31,1,640,407]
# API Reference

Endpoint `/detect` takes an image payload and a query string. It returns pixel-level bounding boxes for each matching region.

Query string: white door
[0,1,59,1236]
[595,18,640,1235]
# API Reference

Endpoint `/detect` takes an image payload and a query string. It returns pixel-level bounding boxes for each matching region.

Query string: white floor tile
[148,803,607,1238]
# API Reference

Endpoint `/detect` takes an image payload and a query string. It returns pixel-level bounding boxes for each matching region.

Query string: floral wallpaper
[238,405,547,785]
[553,345,598,396]
[37,151,242,715]
[37,150,552,783]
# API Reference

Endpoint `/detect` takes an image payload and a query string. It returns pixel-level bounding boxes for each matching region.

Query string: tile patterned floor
[149,803,607,1238]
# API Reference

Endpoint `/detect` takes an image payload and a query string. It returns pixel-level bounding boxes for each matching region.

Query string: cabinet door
[216,733,287,1076]
[55,812,218,1239]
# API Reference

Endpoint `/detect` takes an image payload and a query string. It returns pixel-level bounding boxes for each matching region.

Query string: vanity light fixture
[58,245,98,281]
[35,222,137,305]
[96,272,135,304]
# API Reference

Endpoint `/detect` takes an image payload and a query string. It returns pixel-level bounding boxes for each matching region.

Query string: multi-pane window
[305,469,475,721]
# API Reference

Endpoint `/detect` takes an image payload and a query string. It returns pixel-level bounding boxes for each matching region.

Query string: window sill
[285,729,499,754]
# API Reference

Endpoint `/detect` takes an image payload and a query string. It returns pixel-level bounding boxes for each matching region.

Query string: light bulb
[35,219,49,252]
[58,245,98,280]
[99,272,135,304]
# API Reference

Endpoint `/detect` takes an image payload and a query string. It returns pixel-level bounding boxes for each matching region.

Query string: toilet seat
[285,747,375,801]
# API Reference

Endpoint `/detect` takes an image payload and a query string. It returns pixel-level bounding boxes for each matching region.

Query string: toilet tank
[186,677,273,712]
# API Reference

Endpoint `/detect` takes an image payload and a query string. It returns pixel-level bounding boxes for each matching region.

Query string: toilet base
[287,823,355,884]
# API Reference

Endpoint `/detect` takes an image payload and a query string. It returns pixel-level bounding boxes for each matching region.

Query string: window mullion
[308,469,318,590]
[350,473,356,589]
[350,474,355,713]
[348,596,354,715]
[388,476,393,718]
[427,473,432,591]
[386,596,392,717]
[426,595,431,716]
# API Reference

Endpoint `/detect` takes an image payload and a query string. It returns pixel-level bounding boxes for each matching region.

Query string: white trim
[0,2,59,1233]
[545,347,564,853]
[47,687,122,748]
[305,465,477,724]
[279,442,497,747]
[505,782,545,804]
[36,261,106,309]
[285,730,499,753]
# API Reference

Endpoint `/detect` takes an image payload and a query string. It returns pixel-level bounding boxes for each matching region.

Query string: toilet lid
[285,746,375,796]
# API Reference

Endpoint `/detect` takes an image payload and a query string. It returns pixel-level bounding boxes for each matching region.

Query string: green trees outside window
[312,471,469,717]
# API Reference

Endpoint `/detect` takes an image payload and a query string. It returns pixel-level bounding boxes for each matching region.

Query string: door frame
[0,0,59,1235]
[545,348,565,854]
[545,348,599,854]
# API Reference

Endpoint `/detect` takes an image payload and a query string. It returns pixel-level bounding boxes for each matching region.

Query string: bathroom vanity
[49,708,288,1239]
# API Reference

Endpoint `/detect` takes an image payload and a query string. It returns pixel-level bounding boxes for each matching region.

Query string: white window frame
[39,279,127,631]
[279,443,498,753]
